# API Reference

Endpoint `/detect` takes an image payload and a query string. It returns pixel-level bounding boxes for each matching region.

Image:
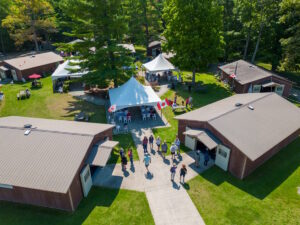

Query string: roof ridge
[208,93,273,123]
[0,126,94,137]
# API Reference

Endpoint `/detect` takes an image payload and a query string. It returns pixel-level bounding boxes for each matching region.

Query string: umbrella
[28,74,41,79]
[108,104,116,113]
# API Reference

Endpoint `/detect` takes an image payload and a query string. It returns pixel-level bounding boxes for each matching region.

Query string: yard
[0,76,106,122]
[152,71,232,153]
[187,137,300,225]
[0,187,154,225]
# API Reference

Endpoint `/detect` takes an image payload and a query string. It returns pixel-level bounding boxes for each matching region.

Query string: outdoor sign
[252,85,261,93]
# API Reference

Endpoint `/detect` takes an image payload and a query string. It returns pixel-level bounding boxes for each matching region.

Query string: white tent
[51,60,88,80]
[142,53,177,73]
[109,77,161,111]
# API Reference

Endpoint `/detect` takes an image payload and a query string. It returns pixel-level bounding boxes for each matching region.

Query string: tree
[163,0,224,84]
[58,0,134,87]
[126,0,163,47]
[2,0,56,51]
[0,0,11,54]
[279,0,300,71]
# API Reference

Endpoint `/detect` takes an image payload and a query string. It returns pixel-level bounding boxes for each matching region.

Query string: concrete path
[94,128,212,225]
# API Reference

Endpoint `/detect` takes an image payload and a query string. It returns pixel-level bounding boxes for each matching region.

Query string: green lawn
[187,137,300,225]
[0,76,106,123]
[152,71,232,154]
[0,187,154,225]
[109,133,139,164]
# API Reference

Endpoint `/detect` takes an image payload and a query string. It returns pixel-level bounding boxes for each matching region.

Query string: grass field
[0,76,106,122]
[152,71,232,154]
[109,133,139,164]
[0,187,154,225]
[187,137,300,225]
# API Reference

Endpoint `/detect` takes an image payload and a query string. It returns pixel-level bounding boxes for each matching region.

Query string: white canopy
[109,77,161,111]
[142,53,176,73]
[51,60,88,80]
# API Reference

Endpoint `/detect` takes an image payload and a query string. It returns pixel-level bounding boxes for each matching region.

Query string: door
[80,165,93,197]
[215,145,231,171]
[184,127,196,150]
[275,84,284,96]
[11,70,18,81]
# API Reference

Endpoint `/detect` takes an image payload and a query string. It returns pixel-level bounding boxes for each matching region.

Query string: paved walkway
[94,128,213,225]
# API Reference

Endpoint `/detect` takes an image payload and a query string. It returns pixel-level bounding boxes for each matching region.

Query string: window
[0,183,13,189]
[84,169,90,183]
[218,149,227,158]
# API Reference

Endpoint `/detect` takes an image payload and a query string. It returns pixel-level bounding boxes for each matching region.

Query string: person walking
[170,163,177,181]
[170,143,177,161]
[128,148,133,165]
[143,153,151,173]
[180,164,187,184]
[156,136,161,152]
[175,136,181,156]
[204,151,210,166]
[195,149,201,168]
[161,140,168,159]
[142,136,148,154]
[121,155,128,171]
[149,134,154,149]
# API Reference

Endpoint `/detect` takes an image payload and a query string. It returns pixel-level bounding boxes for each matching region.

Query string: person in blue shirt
[143,153,151,173]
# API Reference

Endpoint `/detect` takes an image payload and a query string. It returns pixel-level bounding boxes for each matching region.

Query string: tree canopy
[163,0,224,83]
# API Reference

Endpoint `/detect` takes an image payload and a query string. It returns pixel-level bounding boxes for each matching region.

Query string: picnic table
[17,90,30,100]
[75,112,89,121]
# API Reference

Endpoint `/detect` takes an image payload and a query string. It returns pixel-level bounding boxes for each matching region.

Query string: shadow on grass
[0,187,119,225]
[62,98,106,123]
[201,137,300,199]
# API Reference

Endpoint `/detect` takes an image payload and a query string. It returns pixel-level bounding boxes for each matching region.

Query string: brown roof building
[0,116,116,211]
[175,93,300,179]
[219,60,293,97]
[3,52,63,81]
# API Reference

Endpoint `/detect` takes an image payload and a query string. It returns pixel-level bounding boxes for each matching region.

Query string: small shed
[3,52,63,81]
[218,60,293,97]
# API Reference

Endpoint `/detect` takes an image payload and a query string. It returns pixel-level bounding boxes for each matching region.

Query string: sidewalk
[94,128,210,225]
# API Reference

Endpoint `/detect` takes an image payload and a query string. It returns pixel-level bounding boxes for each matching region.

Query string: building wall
[178,119,251,179]
[220,70,292,97]
[243,129,300,178]
[5,61,63,80]
[0,186,72,211]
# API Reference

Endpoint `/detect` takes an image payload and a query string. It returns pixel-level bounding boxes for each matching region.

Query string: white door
[215,145,231,171]
[184,127,196,150]
[11,70,18,81]
[80,165,93,197]
[275,84,284,96]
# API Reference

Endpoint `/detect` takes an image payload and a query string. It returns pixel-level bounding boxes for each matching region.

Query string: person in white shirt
[175,136,180,156]
[156,136,161,152]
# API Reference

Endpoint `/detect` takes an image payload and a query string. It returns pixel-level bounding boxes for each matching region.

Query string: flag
[229,73,236,79]
[108,104,116,113]
[157,98,171,110]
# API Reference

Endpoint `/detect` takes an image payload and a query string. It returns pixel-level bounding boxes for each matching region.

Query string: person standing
[195,149,201,168]
[180,164,187,184]
[143,153,152,173]
[170,163,177,181]
[170,143,177,161]
[128,148,133,165]
[156,136,161,152]
[175,136,181,156]
[161,140,168,159]
[204,151,210,166]
[120,148,125,158]
[142,136,148,154]
[121,155,128,171]
[149,134,154,149]
[174,93,177,105]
